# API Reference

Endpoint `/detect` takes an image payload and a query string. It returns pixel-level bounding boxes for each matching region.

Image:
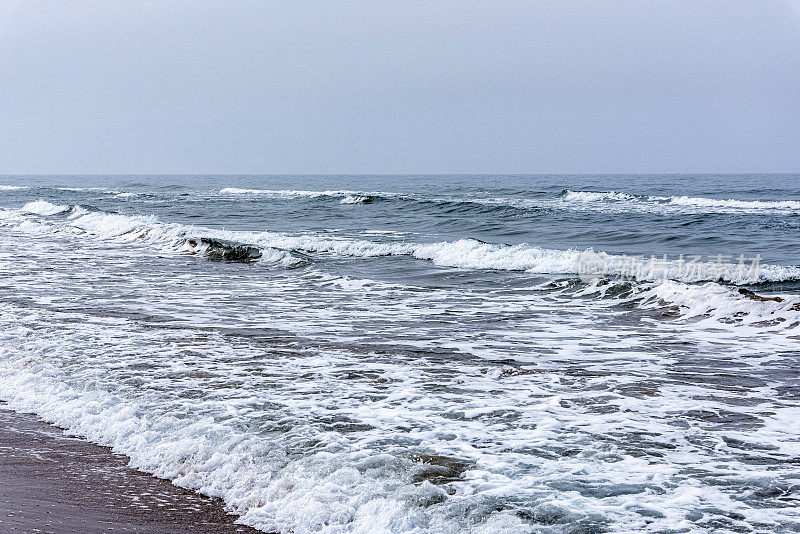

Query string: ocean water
[0,174,799,533]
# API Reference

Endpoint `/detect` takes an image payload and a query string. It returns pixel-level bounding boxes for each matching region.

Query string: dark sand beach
[0,405,260,534]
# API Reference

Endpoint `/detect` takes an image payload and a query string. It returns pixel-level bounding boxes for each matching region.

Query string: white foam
[559,190,800,214]
[560,190,635,202]
[1,221,800,533]
[572,278,800,335]
[69,210,160,239]
[666,195,800,211]
[0,185,28,190]
[1,279,798,533]
[340,195,371,204]
[644,280,800,330]
[412,239,580,272]
[21,200,71,216]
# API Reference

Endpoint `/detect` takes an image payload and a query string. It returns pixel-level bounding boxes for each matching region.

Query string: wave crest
[22,200,72,216]
[560,190,635,202]
[665,195,800,211]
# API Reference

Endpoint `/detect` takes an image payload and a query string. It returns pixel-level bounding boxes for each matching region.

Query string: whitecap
[21,200,71,216]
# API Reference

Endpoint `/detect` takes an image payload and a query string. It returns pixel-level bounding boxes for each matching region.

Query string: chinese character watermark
[577,250,761,283]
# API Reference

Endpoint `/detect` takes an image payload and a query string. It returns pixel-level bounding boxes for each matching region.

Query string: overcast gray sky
[1,1,799,174]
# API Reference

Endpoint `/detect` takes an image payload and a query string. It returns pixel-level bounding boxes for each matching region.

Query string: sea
[0,174,798,533]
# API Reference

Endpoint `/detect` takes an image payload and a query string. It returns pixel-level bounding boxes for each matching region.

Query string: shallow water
[0,174,799,533]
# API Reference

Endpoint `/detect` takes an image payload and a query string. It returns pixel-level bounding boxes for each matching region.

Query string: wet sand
[0,405,262,534]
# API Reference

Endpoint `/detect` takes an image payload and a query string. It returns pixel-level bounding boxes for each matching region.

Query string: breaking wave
[4,201,800,284]
[665,195,800,211]
[22,200,74,216]
[11,202,306,268]
[7,185,800,216]
[559,190,635,202]
[220,187,390,200]
[186,237,264,262]
[559,277,800,334]
[559,190,800,214]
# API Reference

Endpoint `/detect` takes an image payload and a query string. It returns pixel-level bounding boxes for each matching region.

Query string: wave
[643,280,800,333]
[57,187,112,192]
[559,190,635,202]
[557,277,800,335]
[5,201,799,284]
[340,194,374,204]
[9,185,800,217]
[219,187,383,199]
[1,186,145,199]
[22,200,73,216]
[665,195,800,211]
[414,240,800,284]
[186,237,263,262]
[560,190,800,214]
[10,202,306,268]
[220,187,325,196]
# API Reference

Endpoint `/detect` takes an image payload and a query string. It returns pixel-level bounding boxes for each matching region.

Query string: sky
[1,0,799,174]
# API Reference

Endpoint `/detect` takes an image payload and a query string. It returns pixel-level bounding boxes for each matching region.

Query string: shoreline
[0,404,263,534]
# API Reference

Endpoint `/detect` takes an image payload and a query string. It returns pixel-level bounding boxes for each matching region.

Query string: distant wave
[57,187,111,192]
[219,187,540,211]
[0,185,144,198]
[221,188,392,206]
[7,185,800,215]
[219,187,387,199]
[664,195,800,211]
[5,201,799,284]
[218,187,800,215]
[560,190,800,214]
[220,187,318,196]
[559,190,635,202]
